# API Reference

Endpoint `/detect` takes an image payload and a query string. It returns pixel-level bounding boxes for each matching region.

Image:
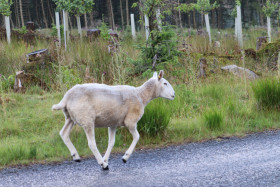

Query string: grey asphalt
[1,130,280,187]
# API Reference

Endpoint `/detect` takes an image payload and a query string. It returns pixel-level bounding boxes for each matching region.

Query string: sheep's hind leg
[60,119,81,162]
[122,125,140,163]
[83,125,109,170]
[103,127,117,164]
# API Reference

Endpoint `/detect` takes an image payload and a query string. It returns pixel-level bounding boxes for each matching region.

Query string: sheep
[52,70,175,170]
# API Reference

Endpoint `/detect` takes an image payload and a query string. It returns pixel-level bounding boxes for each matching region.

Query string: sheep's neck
[138,79,158,106]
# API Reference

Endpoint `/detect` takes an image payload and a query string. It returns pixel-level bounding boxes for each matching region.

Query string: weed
[252,78,280,110]
[203,110,223,130]
[138,98,172,136]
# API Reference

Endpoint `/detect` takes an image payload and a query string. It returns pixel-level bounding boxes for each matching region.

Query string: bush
[0,74,15,92]
[51,23,64,39]
[252,78,280,109]
[203,110,223,130]
[133,25,180,74]
[138,98,172,136]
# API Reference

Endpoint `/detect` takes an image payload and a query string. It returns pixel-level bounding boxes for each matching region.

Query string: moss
[257,39,280,58]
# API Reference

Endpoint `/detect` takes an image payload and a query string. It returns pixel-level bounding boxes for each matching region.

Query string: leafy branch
[0,0,13,16]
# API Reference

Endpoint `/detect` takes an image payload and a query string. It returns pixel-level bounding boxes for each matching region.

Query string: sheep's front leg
[103,127,117,164]
[122,125,140,163]
[84,126,108,170]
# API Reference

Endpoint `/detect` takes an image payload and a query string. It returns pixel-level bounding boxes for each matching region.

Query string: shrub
[0,74,15,92]
[138,98,172,136]
[252,78,280,109]
[51,23,64,39]
[203,110,223,130]
[133,25,180,74]
[99,21,110,40]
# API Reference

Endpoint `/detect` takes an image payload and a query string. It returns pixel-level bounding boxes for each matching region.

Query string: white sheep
[52,70,175,170]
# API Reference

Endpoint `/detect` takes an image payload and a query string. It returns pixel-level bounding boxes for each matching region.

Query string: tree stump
[13,49,52,92]
[14,71,47,92]
[25,49,49,67]
[26,21,35,31]
[256,37,267,51]
[198,58,208,78]
[87,29,101,41]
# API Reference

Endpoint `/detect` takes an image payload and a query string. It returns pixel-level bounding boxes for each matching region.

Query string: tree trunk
[188,13,191,28]
[156,8,162,31]
[5,16,11,44]
[145,15,149,40]
[10,16,14,29]
[76,15,82,39]
[47,0,54,24]
[120,0,124,29]
[15,0,20,28]
[90,13,94,27]
[193,10,196,29]
[19,0,24,27]
[63,10,69,50]
[237,5,243,48]
[107,0,113,29]
[40,0,48,28]
[205,14,211,43]
[201,14,204,28]
[68,15,73,30]
[126,0,129,26]
[35,0,40,28]
[84,13,88,29]
[178,0,182,28]
[211,9,216,28]
[131,14,136,39]
[55,12,61,45]
[267,16,271,43]
[218,6,222,29]
[139,0,144,30]
[109,0,115,30]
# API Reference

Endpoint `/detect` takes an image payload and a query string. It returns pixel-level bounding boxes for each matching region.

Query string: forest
[0,0,278,30]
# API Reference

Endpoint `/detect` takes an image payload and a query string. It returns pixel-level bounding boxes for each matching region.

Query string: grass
[252,78,280,110]
[1,27,280,169]
[1,75,280,168]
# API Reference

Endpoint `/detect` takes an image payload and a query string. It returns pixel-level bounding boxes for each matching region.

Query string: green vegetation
[0,27,280,169]
[203,110,223,130]
[252,78,280,110]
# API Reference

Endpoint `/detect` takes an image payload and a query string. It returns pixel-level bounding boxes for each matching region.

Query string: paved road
[1,131,280,187]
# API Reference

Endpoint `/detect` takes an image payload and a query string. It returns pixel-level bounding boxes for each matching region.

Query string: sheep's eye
[164,83,167,86]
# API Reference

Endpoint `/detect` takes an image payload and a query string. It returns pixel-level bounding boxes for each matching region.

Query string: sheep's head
[153,70,175,100]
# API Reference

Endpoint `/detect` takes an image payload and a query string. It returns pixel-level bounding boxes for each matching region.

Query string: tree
[68,0,94,38]
[0,0,13,44]
[235,0,243,48]
[263,0,278,42]
[177,3,194,28]
[193,0,219,43]
[132,0,180,73]
[53,0,71,49]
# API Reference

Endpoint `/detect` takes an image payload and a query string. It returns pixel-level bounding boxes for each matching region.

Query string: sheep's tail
[52,99,66,111]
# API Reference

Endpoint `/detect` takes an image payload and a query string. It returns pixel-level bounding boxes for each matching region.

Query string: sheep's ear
[158,70,164,80]
[153,72,158,79]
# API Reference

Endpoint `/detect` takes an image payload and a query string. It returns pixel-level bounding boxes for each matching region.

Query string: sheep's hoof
[122,158,127,163]
[103,166,109,170]
[101,163,109,170]
[72,154,81,162]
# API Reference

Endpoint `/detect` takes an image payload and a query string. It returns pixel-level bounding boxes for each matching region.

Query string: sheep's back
[64,84,140,127]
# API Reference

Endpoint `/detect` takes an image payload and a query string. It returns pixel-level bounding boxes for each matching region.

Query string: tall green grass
[252,78,280,110]
[203,110,224,130]
[138,98,172,136]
